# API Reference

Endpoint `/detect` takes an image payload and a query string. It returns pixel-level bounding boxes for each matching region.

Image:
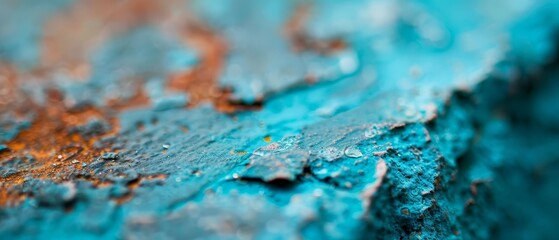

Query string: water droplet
[344,146,363,158]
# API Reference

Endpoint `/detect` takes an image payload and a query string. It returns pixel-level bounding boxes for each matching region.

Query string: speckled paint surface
[1,0,559,239]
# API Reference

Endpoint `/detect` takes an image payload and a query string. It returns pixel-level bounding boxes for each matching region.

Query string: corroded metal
[1,0,559,239]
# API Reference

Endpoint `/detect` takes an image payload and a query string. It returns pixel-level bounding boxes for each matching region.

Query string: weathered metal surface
[1,0,559,239]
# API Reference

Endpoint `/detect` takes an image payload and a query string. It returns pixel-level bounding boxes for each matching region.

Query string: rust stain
[41,0,173,73]
[167,20,262,113]
[0,64,36,116]
[106,83,151,111]
[284,4,347,55]
[41,0,259,113]
[1,0,264,206]
[0,64,17,110]
[0,87,120,206]
[0,188,26,207]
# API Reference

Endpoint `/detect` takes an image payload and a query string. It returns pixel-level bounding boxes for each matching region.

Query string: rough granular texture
[1,0,559,239]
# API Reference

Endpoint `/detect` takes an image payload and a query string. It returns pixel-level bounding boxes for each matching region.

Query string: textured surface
[1,0,559,239]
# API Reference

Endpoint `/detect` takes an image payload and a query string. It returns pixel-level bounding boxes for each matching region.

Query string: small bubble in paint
[71,160,79,164]
[162,144,170,150]
[82,163,87,167]
[57,155,63,159]
[232,173,240,179]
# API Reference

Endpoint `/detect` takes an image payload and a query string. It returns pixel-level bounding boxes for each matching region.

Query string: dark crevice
[237,177,297,189]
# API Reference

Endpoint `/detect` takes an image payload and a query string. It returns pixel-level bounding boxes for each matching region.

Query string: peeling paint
[1,0,559,239]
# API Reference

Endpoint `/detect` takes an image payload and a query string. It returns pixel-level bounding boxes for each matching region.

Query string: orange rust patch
[0,64,18,110]
[0,188,27,207]
[284,4,347,55]
[106,84,151,111]
[167,21,261,113]
[1,0,267,206]
[41,0,258,113]
[165,4,346,111]
[41,0,174,73]
[113,192,135,205]
[0,64,37,117]
[0,87,120,206]
[0,109,118,182]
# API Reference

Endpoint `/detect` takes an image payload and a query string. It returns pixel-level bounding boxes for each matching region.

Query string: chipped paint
[1,0,559,239]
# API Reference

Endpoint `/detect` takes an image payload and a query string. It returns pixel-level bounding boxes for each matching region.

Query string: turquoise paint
[1,0,559,239]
